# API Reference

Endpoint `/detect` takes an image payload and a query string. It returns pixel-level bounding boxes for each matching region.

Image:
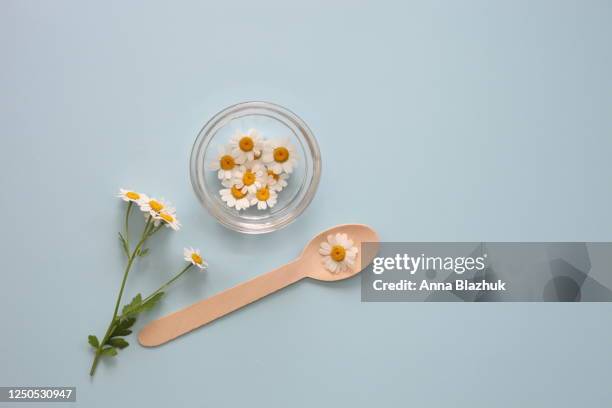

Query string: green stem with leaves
[89,212,155,376]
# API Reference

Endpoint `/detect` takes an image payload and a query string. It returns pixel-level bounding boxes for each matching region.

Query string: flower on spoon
[184,247,208,270]
[319,233,359,273]
[250,186,277,210]
[209,145,239,180]
[220,183,251,211]
[262,138,298,174]
[230,129,265,164]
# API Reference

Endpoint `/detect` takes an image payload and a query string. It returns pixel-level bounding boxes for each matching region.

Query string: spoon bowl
[302,224,379,281]
[139,224,379,347]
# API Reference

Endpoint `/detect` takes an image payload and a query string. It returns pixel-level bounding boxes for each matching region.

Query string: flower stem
[142,263,193,304]
[113,216,151,317]
[124,201,133,248]
[90,214,153,377]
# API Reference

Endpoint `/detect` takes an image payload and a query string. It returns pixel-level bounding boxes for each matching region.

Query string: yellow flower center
[273,147,289,163]
[256,187,270,201]
[331,245,346,262]
[220,155,235,170]
[239,136,254,152]
[159,212,174,223]
[242,170,256,186]
[191,253,203,265]
[267,170,279,181]
[149,200,164,212]
[126,191,140,200]
[231,185,246,199]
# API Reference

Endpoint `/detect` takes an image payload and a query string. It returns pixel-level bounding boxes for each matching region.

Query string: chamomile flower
[232,162,268,195]
[220,184,251,210]
[262,138,298,174]
[184,247,208,270]
[118,189,145,203]
[154,210,181,231]
[250,186,277,210]
[230,129,265,164]
[139,197,171,217]
[209,145,239,180]
[142,206,177,227]
[319,233,359,273]
[266,168,289,192]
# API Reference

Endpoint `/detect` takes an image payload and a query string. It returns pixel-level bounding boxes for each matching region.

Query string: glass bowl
[190,101,321,234]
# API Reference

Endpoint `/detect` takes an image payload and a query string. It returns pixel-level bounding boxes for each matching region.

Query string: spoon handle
[138,261,304,347]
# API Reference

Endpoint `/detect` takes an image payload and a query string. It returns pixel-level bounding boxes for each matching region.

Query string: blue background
[2,0,612,406]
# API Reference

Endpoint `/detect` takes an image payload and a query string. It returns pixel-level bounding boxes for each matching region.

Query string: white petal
[319,244,331,255]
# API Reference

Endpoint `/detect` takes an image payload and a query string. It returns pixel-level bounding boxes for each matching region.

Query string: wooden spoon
[138,224,379,347]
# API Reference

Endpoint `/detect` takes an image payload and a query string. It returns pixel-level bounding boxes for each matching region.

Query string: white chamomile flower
[153,210,181,231]
[266,168,289,192]
[220,184,251,210]
[209,145,239,180]
[139,197,171,217]
[230,129,265,164]
[319,233,359,273]
[184,247,207,270]
[232,162,268,195]
[262,138,298,174]
[250,186,277,210]
[143,205,177,227]
[118,189,146,203]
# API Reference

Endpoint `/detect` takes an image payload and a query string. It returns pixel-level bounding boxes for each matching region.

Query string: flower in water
[319,233,358,273]
[250,186,277,210]
[184,247,208,270]
[231,162,267,195]
[220,184,251,210]
[262,138,298,174]
[210,145,239,180]
[266,168,288,192]
[230,129,264,164]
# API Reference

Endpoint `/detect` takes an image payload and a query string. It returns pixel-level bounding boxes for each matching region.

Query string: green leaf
[120,292,164,319]
[138,247,150,257]
[116,317,136,330]
[121,293,142,317]
[101,347,117,357]
[108,338,129,349]
[88,335,99,348]
[109,317,136,338]
[113,328,132,336]
[141,292,164,312]
[118,233,129,257]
